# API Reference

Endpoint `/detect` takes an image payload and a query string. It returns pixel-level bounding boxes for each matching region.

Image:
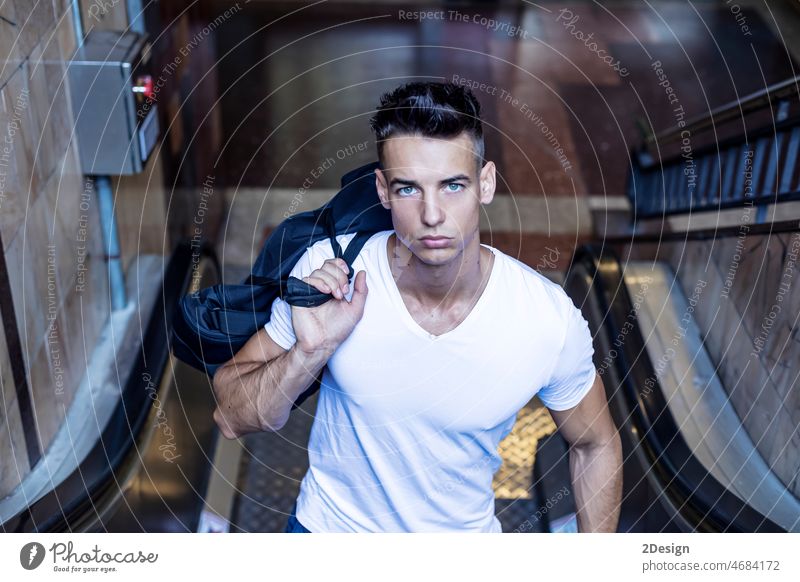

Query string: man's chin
[413,245,459,265]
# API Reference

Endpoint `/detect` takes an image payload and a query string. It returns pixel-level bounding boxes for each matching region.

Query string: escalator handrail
[567,244,785,532]
[645,75,800,146]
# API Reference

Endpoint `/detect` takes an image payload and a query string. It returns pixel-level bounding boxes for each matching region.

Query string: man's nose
[421,191,445,226]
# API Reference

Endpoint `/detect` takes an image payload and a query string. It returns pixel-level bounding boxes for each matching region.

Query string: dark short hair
[369,81,484,170]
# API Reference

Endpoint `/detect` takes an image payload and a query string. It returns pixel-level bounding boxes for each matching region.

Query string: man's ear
[375,168,391,210]
[479,161,496,205]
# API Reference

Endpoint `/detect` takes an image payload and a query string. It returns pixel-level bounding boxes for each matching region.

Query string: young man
[212,82,622,533]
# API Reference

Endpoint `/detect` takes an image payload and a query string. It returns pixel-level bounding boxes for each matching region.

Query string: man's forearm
[213,344,332,437]
[569,433,623,532]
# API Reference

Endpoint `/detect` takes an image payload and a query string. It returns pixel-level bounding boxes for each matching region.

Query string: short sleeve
[537,295,596,411]
[262,246,317,350]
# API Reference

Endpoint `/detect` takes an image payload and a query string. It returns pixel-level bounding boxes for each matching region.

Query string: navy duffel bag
[171,161,392,407]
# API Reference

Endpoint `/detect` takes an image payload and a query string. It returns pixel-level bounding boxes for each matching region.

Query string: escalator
[562,244,798,532]
[5,235,797,533]
[2,243,221,533]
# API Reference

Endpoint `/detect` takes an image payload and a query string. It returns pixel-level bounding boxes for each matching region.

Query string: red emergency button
[133,75,154,101]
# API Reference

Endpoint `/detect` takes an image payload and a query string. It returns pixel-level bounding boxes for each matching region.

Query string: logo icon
[20,542,46,570]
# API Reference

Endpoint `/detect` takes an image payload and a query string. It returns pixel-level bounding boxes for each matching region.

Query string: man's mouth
[420,235,451,248]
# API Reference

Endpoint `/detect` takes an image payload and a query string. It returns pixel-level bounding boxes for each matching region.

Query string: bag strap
[284,228,374,307]
[247,206,340,288]
[322,206,343,259]
[210,228,375,330]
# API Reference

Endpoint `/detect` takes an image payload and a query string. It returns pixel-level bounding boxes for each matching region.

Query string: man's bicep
[537,297,596,410]
[549,372,616,446]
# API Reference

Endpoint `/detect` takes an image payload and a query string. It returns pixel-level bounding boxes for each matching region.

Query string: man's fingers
[348,270,368,310]
[331,257,350,275]
[353,270,367,294]
[303,274,338,297]
[323,258,349,278]
[323,271,346,299]
[303,260,356,300]
[320,261,349,291]
[301,276,329,293]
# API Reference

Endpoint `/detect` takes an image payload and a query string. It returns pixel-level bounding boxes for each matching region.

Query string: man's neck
[387,231,491,309]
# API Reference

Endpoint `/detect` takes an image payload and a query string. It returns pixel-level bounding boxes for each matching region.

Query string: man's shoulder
[293,230,389,273]
[303,230,389,259]
[490,247,573,314]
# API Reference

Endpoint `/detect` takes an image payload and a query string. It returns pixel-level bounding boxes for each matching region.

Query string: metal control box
[68,30,159,175]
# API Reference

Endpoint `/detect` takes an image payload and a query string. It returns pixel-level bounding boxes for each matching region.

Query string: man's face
[374,132,496,267]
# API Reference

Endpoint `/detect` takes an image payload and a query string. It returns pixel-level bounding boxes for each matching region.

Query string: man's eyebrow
[441,174,471,184]
[388,174,472,188]
[388,177,420,188]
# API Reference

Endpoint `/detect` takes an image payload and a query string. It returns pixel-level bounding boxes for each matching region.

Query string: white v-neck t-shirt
[264,229,596,532]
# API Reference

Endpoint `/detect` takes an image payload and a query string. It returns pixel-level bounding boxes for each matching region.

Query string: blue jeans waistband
[284,503,311,533]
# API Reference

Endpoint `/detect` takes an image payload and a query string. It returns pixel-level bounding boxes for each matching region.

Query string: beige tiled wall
[113,148,168,275]
[1,0,169,501]
[0,1,116,498]
[630,231,800,498]
[79,0,129,32]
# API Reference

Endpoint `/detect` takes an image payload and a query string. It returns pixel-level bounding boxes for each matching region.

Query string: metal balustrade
[628,78,800,220]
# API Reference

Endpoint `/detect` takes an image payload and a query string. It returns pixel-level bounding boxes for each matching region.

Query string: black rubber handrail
[1,241,208,532]
[566,244,785,532]
[605,218,800,245]
[645,76,800,146]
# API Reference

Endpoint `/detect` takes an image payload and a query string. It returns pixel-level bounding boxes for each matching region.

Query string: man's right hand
[292,257,368,354]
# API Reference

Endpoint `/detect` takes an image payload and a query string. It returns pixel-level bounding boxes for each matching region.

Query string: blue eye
[446,183,464,192]
[398,186,416,196]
